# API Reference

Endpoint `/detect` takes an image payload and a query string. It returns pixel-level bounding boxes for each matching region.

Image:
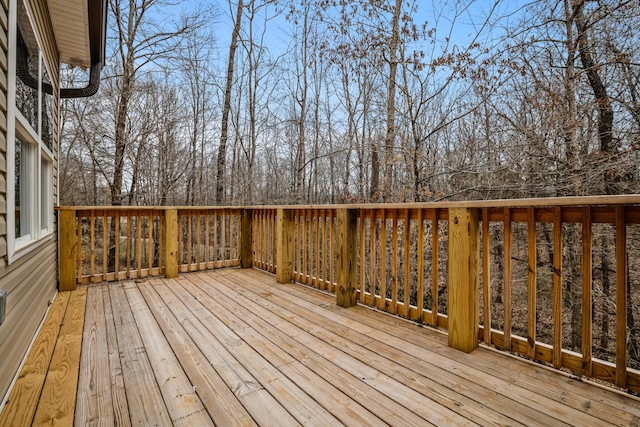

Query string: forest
[59,0,640,207]
[58,0,640,379]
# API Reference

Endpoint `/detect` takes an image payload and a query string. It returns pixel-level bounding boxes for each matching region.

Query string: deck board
[101,285,131,427]
[0,292,70,427]
[140,280,259,427]
[32,288,86,426]
[213,270,537,426]
[237,272,590,425]
[243,266,640,425]
[108,283,171,426]
[176,275,341,426]
[187,272,464,426]
[2,268,640,426]
[76,285,113,426]
[125,284,213,426]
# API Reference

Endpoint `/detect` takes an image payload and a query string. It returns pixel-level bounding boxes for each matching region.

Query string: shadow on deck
[2,268,640,426]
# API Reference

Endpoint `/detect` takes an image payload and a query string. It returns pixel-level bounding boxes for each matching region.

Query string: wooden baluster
[582,207,593,377]
[403,209,411,318]
[504,208,512,351]
[126,214,132,278]
[237,211,241,262]
[616,206,627,388]
[293,210,299,280]
[59,209,77,291]
[269,209,273,270]
[77,211,82,283]
[448,207,480,353]
[196,213,202,269]
[359,210,366,302]
[263,209,267,270]
[259,209,264,270]
[315,209,320,289]
[230,212,235,263]
[482,208,491,344]
[267,210,272,271]
[431,209,439,327]
[205,213,210,268]
[379,210,387,310]
[159,211,164,274]
[213,211,218,267]
[102,211,108,282]
[115,211,120,278]
[266,210,270,270]
[264,210,268,270]
[137,211,142,277]
[147,214,153,274]
[90,210,95,281]
[392,210,399,314]
[307,210,311,281]
[329,210,335,292]
[369,209,377,306]
[527,207,537,359]
[302,211,307,283]
[337,209,357,308]
[273,210,277,272]
[552,206,563,368]
[264,210,268,269]
[417,209,424,321]
[262,210,266,269]
[177,212,183,271]
[253,211,258,268]
[187,213,193,271]
[318,209,327,290]
[222,209,227,266]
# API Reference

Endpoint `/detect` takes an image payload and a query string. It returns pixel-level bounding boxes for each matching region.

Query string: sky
[200,0,527,58]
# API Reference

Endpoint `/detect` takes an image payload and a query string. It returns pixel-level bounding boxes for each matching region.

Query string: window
[7,0,55,262]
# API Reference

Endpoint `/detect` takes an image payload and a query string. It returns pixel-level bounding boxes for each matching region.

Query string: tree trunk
[112,68,131,206]
[381,0,402,202]
[573,1,616,194]
[216,0,244,204]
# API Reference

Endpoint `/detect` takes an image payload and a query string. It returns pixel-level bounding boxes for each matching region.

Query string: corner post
[164,209,179,278]
[448,207,480,353]
[241,209,253,268]
[337,208,357,308]
[59,209,77,291]
[276,208,293,283]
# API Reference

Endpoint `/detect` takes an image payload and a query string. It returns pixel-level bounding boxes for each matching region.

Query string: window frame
[6,0,56,264]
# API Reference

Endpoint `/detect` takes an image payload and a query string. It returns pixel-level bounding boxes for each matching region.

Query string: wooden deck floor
[2,269,640,426]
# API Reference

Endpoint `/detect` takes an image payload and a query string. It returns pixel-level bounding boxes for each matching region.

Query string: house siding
[0,0,60,402]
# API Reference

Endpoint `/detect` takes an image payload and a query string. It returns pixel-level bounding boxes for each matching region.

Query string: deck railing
[57,195,640,393]
[58,207,242,286]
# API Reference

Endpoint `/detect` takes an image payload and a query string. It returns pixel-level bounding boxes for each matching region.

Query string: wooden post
[276,208,293,283]
[336,208,357,308]
[164,209,179,279]
[447,207,480,353]
[241,209,253,268]
[59,210,77,292]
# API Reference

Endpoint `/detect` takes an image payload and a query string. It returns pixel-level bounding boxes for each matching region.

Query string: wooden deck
[2,269,640,426]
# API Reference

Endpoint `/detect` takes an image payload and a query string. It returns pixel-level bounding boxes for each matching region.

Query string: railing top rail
[56,194,640,212]
[55,206,244,211]
[249,194,640,209]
